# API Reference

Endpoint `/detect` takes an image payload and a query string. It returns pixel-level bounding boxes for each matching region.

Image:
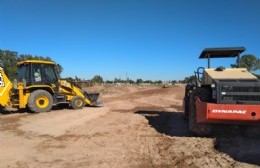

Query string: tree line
[75,75,173,85]
[1,49,259,84]
[104,78,168,85]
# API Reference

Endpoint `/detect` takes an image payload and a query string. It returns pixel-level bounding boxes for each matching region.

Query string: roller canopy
[199,47,246,59]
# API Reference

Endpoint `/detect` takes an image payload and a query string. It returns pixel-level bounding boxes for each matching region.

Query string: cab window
[44,65,58,83]
[32,64,42,83]
[18,64,31,84]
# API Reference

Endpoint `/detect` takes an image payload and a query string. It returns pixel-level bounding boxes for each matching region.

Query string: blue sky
[1,0,260,81]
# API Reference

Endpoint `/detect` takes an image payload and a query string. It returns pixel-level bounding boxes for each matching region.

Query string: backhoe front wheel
[71,96,85,110]
[28,90,53,113]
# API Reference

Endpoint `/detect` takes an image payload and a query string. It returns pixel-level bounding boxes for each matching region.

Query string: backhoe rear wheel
[71,96,85,110]
[28,90,53,113]
[189,87,212,136]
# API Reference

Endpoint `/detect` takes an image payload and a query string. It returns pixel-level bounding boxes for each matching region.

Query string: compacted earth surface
[1,84,259,168]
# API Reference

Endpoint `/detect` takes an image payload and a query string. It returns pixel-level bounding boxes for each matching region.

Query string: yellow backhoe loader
[0,59,102,113]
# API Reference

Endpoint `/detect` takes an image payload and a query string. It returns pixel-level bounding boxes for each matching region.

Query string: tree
[129,79,135,84]
[154,80,163,84]
[144,80,152,84]
[0,50,18,81]
[105,80,114,84]
[136,79,143,84]
[239,54,260,72]
[18,54,52,61]
[92,75,103,83]
[183,75,196,83]
[171,80,177,84]
[75,76,81,82]
[114,78,124,83]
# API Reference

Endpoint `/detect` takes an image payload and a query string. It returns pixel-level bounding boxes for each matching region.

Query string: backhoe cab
[183,47,260,136]
[0,60,102,113]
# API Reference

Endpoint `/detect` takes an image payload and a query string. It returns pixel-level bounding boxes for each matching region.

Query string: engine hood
[202,68,257,85]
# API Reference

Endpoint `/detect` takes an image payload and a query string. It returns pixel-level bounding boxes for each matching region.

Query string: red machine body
[195,97,260,124]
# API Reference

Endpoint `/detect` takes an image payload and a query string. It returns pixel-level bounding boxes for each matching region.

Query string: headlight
[211,83,216,88]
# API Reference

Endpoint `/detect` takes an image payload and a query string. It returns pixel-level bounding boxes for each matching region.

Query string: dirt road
[1,85,259,168]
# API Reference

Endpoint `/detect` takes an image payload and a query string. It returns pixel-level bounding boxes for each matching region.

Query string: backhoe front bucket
[84,92,104,107]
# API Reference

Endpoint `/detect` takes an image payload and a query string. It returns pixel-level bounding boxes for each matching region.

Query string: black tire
[189,87,212,136]
[28,90,53,113]
[71,96,85,110]
[184,96,190,119]
[184,84,195,119]
[239,125,260,138]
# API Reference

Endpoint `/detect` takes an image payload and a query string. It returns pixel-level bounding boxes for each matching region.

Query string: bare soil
[0,84,259,168]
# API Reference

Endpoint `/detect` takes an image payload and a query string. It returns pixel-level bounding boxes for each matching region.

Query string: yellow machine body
[0,68,13,107]
[0,60,101,112]
[59,80,92,105]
